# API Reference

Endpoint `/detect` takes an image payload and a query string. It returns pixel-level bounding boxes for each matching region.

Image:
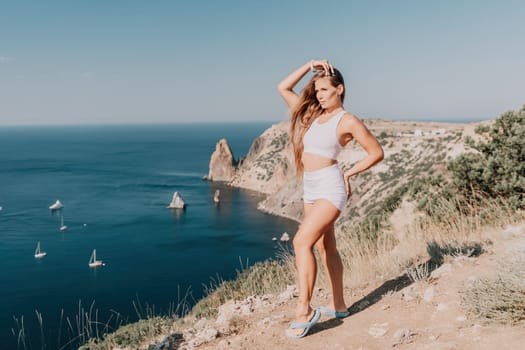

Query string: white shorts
[303,164,347,211]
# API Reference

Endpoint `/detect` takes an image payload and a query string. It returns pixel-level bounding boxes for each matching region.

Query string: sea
[0,123,298,349]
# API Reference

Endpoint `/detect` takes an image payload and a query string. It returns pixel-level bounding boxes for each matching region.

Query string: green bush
[409,104,525,218]
[448,105,525,209]
[378,131,389,139]
[408,175,461,217]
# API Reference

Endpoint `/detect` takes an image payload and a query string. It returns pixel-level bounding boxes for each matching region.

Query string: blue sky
[1,0,524,125]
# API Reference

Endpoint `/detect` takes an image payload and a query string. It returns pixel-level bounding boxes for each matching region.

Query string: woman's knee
[293,229,317,251]
[293,235,308,251]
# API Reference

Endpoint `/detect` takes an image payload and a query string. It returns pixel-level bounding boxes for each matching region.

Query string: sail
[49,200,64,210]
[34,242,46,258]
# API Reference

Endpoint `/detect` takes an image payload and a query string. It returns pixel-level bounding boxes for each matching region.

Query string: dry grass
[327,197,523,290]
[463,258,525,325]
[75,290,192,350]
[79,316,175,350]
[404,260,432,283]
[191,252,295,319]
[226,316,250,335]
[10,291,192,350]
[193,196,524,318]
[192,196,524,324]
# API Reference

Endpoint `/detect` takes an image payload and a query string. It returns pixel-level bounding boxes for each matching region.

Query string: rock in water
[280,232,290,241]
[206,139,237,182]
[213,189,220,203]
[167,192,185,209]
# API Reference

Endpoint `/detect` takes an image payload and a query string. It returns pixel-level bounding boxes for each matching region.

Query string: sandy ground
[194,223,525,350]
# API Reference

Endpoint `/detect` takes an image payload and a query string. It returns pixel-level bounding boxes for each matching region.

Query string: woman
[277,59,384,338]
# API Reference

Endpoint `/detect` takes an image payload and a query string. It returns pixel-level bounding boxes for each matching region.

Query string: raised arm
[277,59,334,109]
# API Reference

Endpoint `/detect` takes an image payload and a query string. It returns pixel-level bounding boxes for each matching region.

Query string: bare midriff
[302,152,338,172]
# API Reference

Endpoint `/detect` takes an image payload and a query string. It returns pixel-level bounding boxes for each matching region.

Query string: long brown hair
[290,68,345,174]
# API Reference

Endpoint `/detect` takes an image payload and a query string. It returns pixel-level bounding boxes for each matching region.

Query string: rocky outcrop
[206,139,237,182]
[205,122,303,221]
[206,122,298,194]
[229,122,296,194]
[167,191,185,209]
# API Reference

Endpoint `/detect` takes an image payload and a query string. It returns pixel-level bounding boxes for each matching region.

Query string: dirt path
[190,223,525,350]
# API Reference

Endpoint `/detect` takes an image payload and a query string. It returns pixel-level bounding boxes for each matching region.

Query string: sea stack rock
[167,191,185,209]
[206,139,237,182]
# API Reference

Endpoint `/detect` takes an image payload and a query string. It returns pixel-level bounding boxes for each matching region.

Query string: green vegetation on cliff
[411,105,525,219]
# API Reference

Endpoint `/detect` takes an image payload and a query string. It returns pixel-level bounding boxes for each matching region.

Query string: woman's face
[314,77,342,110]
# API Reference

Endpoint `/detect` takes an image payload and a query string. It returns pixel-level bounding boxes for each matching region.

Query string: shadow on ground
[347,240,484,316]
[310,240,485,336]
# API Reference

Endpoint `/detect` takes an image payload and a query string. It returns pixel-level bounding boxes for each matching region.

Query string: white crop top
[303,110,346,160]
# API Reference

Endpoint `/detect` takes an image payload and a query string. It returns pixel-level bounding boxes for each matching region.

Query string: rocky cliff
[229,122,296,194]
[207,119,475,226]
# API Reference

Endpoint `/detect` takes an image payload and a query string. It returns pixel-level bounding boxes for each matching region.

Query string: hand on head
[311,59,335,76]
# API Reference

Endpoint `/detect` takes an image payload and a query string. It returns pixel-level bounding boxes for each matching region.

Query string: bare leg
[315,224,348,312]
[287,199,340,337]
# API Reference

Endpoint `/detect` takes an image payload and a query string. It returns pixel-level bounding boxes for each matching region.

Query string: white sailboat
[49,200,64,210]
[34,241,47,258]
[88,249,105,268]
[59,215,68,232]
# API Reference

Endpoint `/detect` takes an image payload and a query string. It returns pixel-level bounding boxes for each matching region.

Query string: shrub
[378,131,389,139]
[408,104,525,218]
[449,105,525,209]
[463,259,525,325]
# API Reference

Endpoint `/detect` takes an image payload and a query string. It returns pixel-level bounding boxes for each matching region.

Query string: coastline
[81,116,519,349]
[0,122,297,349]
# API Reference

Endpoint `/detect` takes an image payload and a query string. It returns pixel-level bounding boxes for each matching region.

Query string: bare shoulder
[341,113,366,131]
[341,112,359,122]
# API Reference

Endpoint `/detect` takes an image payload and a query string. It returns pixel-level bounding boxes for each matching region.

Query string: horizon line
[0,116,493,128]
